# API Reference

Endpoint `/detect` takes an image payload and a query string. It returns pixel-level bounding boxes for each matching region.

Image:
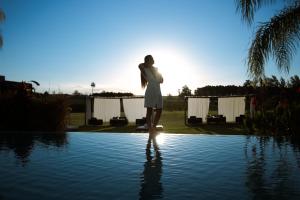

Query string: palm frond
[247,26,270,78]
[236,0,276,25]
[248,2,300,78]
[30,80,40,86]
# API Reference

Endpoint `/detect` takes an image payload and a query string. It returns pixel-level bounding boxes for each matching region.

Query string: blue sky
[1,0,299,95]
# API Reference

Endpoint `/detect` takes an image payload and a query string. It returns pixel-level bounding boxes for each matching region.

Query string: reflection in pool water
[139,136,163,200]
[244,136,300,200]
[0,133,68,165]
[0,132,299,200]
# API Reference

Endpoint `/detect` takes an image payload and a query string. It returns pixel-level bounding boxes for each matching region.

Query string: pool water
[0,132,300,200]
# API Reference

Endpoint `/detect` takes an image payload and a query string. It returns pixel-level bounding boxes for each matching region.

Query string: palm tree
[279,77,286,88]
[0,9,5,48]
[289,74,300,87]
[236,0,300,78]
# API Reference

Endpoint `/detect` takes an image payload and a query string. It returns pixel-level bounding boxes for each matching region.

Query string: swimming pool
[0,132,299,200]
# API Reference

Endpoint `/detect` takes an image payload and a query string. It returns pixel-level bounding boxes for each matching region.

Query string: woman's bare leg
[146,107,154,135]
[153,108,162,131]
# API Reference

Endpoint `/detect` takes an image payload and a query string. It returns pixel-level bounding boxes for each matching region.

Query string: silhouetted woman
[139,55,163,136]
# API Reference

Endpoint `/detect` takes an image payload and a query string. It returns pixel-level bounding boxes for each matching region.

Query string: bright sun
[122,46,202,95]
[150,48,199,95]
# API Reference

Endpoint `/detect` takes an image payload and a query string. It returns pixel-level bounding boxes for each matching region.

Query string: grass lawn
[69,111,249,134]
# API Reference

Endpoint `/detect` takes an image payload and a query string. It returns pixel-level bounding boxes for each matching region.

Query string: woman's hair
[144,55,153,63]
[141,72,147,88]
[140,55,153,88]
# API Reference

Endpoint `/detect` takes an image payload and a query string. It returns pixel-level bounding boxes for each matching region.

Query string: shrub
[0,93,69,131]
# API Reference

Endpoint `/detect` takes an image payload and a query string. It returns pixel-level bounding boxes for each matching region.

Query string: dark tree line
[194,85,246,96]
[193,75,300,97]
[93,91,134,97]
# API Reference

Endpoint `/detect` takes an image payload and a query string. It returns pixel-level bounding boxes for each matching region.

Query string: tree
[289,75,300,88]
[236,0,300,78]
[178,85,192,97]
[269,75,280,87]
[243,80,252,87]
[279,77,286,88]
[0,9,5,48]
[73,90,81,95]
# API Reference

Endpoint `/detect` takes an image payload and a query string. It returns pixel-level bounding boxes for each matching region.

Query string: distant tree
[272,75,280,87]
[266,75,280,87]
[279,77,286,88]
[0,8,5,48]
[178,85,192,98]
[243,80,253,87]
[166,93,173,100]
[289,75,300,88]
[236,0,300,78]
[73,90,81,95]
[194,85,247,96]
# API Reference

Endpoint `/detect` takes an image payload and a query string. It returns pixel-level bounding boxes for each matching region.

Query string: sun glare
[122,46,203,95]
[151,48,199,95]
[155,133,165,145]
